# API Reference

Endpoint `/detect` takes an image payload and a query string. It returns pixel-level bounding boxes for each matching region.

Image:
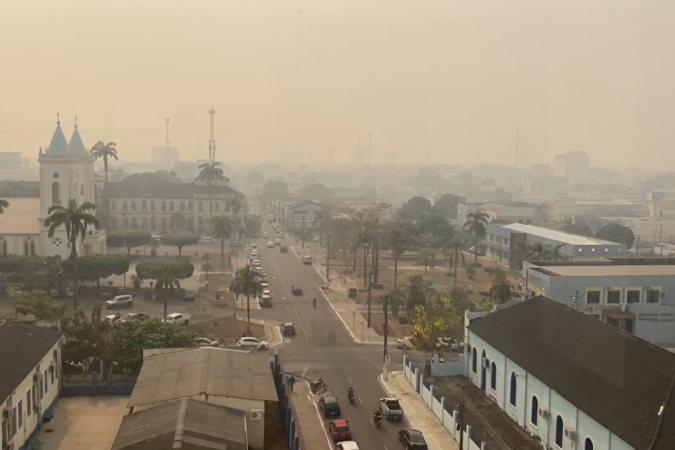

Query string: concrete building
[126,347,277,450]
[553,151,590,185]
[457,201,537,224]
[485,223,627,268]
[465,296,675,450]
[150,144,180,168]
[279,200,325,235]
[522,258,675,346]
[0,321,65,450]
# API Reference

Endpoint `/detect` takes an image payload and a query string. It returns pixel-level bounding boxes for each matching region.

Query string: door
[480,351,486,391]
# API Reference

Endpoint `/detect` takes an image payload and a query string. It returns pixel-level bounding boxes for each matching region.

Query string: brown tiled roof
[111,398,247,450]
[103,181,244,200]
[467,296,675,450]
[128,348,277,408]
[0,322,64,403]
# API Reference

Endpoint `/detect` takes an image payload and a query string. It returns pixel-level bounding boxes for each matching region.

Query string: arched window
[24,238,35,256]
[509,372,517,406]
[584,438,593,450]
[471,348,477,373]
[51,181,60,205]
[555,416,564,447]
[490,362,497,390]
[530,396,538,426]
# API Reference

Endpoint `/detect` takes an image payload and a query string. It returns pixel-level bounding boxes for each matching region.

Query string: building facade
[458,201,536,225]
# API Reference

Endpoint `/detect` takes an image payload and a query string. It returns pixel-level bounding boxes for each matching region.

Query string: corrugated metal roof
[502,223,620,246]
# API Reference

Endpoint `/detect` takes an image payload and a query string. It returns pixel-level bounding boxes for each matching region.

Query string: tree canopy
[434,193,461,219]
[106,231,152,253]
[595,223,635,249]
[561,221,593,237]
[135,260,194,281]
[161,235,198,256]
[9,287,66,320]
[399,196,432,219]
[62,255,130,283]
[298,183,333,199]
[122,170,183,183]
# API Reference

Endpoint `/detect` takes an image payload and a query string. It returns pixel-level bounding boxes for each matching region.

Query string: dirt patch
[365,312,413,338]
[186,315,265,341]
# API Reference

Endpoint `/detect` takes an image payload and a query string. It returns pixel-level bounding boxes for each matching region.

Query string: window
[161,201,167,212]
[122,201,128,211]
[111,200,117,211]
[627,290,641,303]
[530,396,538,426]
[11,407,16,435]
[51,181,60,205]
[142,199,147,211]
[50,365,54,384]
[80,184,85,195]
[17,400,23,428]
[131,201,136,211]
[26,390,31,416]
[122,217,129,229]
[142,218,148,230]
[509,372,517,406]
[584,438,593,450]
[169,201,174,211]
[180,201,185,211]
[161,217,167,230]
[0,238,7,256]
[214,202,220,211]
[198,202,203,212]
[24,238,35,256]
[647,290,661,304]
[586,291,600,304]
[44,369,49,393]
[188,201,193,211]
[131,218,138,228]
[555,416,564,448]
[198,217,204,227]
[606,290,621,304]
[471,348,477,373]
[150,201,155,211]
[150,217,156,229]
[490,362,497,390]
[187,217,194,231]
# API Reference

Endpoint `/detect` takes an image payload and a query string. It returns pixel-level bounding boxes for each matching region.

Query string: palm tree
[45,199,99,309]
[198,161,224,220]
[463,211,490,262]
[155,262,180,319]
[229,264,263,334]
[90,141,118,182]
[404,275,434,311]
[212,216,234,274]
[383,220,413,287]
[229,197,242,242]
[387,287,406,319]
[0,199,8,214]
[489,269,513,304]
[444,236,466,287]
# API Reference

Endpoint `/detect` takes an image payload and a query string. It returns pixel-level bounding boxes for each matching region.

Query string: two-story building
[522,258,675,347]
[0,321,65,450]
[465,296,675,450]
[457,201,537,225]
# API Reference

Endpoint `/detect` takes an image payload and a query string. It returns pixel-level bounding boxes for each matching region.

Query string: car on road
[467,246,485,256]
[103,313,121,324]
[282,322,296,337]
[251,243,258,249]
[336,442,360,450]
[104,294,133,309]
[267,240,275,248]
[164,313,191,326]
[184,289,197,301]
[236,337,269,350]
[379,398,404,421]
[260,293,272,307]
[319,396,341,418]
[263,232,269,238]
[252,260,260,267]
[199,235,212,243]
[119,312,150,323]
[396,337,415,350]
[302,255,312,265]
[274,239,281,246]
[280,245,288,253]
[251,249,259,257]
[195,337,219,347]
[260,281,269,289]
[398,429,428,450]
[291,286,303,296]
[328,419,352,443]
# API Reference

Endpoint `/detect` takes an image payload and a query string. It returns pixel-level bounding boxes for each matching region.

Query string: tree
[62,255,130,286]
[404,275,433,311]
[383,219,416,287]
[115,319,194,374]
[400,196,432,219]
[162,235,198,257]
[463,211,490,262]
[434,193,461,219]
[526,243,564,261]
[45,199,99,310]
[561,221,593,237]
[444,237,466,286]
[409,294,460,352]
[230,264,263,333]
[244,215,262,237]
[169,212,187,231]
[489,269,513,304]
[135,260,194,282]
[416,209,454,243]
[0,198,8,214]
[480,177,495,187]
[228,197,243,243]
[464,262,479,280]
[9,287,66,320]
[62,303,114,371]
[90,141,118,182]
[106,231,152,255]
[386,287,406,319]
[198,161,224,219]
[416,233,440,275]
[154,262,180,319]
[212,216,233,274]
[313,209,333,245]
[299,183,333,199]
[595,223,635,249]
[122,170,183,183]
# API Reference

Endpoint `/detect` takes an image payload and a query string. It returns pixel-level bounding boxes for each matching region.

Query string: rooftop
[538,264,675,277]
[468,296,675,450]
[502,223,620,246]
[127,347,277,408]
[0,198,40,235]
[0,321,64,403]
[104,181,244,200]
[46,120,69,157]
[112,398,247,450]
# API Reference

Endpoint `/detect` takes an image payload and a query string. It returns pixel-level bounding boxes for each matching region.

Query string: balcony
[83,228,106,244]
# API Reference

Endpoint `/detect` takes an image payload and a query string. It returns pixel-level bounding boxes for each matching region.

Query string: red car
[328,419,352,442]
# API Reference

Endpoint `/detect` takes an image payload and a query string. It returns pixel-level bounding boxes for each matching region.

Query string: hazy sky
[1,0,673,168]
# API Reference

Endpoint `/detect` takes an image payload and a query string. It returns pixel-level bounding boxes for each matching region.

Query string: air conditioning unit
[538,407,549,419]
[587,306,595,312]
[564,427,577,441]
[250,409,263,421]
[481,357,488,368]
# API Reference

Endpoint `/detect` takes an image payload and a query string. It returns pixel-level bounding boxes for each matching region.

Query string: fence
[61,369,137,396]
[403,356,488,450]
[270,353,305,450]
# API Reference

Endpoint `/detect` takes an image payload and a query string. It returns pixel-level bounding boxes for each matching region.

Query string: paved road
[252,223,408,450]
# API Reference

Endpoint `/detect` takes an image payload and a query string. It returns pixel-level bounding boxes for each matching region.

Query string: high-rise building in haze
[151,145,180,168]
[553,151,590,184]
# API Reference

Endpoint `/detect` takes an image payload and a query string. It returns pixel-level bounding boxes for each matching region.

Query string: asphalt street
[251,224,407,450]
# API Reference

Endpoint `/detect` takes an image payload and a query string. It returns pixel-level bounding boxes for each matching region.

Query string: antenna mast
[165,118,170,147]
[208,105,216,161]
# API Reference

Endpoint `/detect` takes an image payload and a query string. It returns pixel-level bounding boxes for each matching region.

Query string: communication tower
[208,106,216,161]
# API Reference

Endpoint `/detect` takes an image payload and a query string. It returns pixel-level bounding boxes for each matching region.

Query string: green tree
[299,183,333,199]
[383,219,416,287]
[489,269,513,304]
[244,215,262,237]
[115,319,194,374]
[400,196,432,219]
[90,141,118,182]
[404,275,434,311]
[135,260,194,282]
[561,221,593,237]
[527,243,565,261]
[106,231,152,255]
[261,180,290,203]
[9,287,66,320]
[463,211,490,262]
[595,223,635,249]
[162,235,199,257]
[434,193,461,219]
[386,287,406,319]
[229,264,263,333]
[169,212,187,231]
[62,255,130,286]
[0,198,8,214]
[416,209,454,243]
[444,237,466,287]
[409,294,459,352]
[45,199,99,310]
[154,262,180,319]
[464,262,479,280]
[198,161,224,219]
[212,216,233,274]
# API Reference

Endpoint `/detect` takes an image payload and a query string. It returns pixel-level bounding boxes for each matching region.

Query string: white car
[164,313,191,326]
[260,281,269,289]
[251,243,258,249]
[236,337,269,350]
[251,250,259,257]
[262,288,271,296]
[267,240,275,248]
[199,236,212,243]
[263,232,269,238]
[195,337,219,347]
[337,442,360,450]
[252,260,260,267]
[396,337,414,350]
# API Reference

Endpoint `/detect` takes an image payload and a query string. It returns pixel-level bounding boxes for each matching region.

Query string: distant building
[458,201,537,225]
[553,151,591,185]
[0,151,38,181]
[150,145,180,168]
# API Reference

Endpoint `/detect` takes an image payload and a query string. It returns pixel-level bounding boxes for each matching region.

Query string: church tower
[38,114,103,259]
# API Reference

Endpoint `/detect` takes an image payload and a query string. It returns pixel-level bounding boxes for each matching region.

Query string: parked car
[302,255,312,265]
[282,322,296,337]
[251,243,258,249]
[398,429,428,450]
[119,312,150,323]
[184,289,197,301]
[104,294,133,309]
[164,312,191,325]
[267,240,275,248]
[328,419,352,443]
[337,442,360,450]
[260,293,273,307]
[236,337,269,350]
[396,337,415,350]
[195,337,219,347]
[274,239,281,246]
[280,245,288,253]
[319,396,341,418]
[251,249,259,257]
[260,281,269,289]
[379,398,404,421]
[252,260,260,267]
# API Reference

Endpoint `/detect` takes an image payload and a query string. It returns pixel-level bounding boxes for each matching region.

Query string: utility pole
[457,388,466,450]
[165,118,171,147]
[326,234,330,283]
[301,215,307,249]
[367,270,372,328]
[383,294,389,361]
[570,291,581,310]
[208,105,216,161]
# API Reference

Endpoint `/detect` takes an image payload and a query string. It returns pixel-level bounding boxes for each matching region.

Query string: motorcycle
[373,410,383,428]
[310,379,327,394]
[348,391,355,404]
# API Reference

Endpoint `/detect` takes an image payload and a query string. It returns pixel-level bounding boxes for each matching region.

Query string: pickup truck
[378,398,404,421]
[164,312,191,326]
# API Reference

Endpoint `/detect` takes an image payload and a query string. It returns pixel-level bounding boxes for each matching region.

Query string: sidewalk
[379,372,459,450]
[289,381,331,450]
[235,313,283,347]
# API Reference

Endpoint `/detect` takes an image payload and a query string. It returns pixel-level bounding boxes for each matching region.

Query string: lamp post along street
[367,270,372,328]
[383,294,389,361]
[122,210,128,288]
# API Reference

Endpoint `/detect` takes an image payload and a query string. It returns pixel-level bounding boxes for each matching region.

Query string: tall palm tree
[0,199,8,214]
[90,141,118,182]
[463,211,490,262]
[384,220,413,287]
[229,264,263,333]
[45,199,99,309]
[155,262,180,319]
[198,161,224,220]
[212,216,233,274]
[444,236,466,287]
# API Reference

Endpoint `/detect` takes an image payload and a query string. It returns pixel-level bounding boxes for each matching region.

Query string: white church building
[0,117,107,259]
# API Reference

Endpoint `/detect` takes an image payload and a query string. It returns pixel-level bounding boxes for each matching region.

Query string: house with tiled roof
[465,296,675,450]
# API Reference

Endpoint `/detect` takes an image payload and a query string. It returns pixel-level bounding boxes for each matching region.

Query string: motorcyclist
[313,297,317,307]
[348,387,355,401]
[373,408,383,425]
